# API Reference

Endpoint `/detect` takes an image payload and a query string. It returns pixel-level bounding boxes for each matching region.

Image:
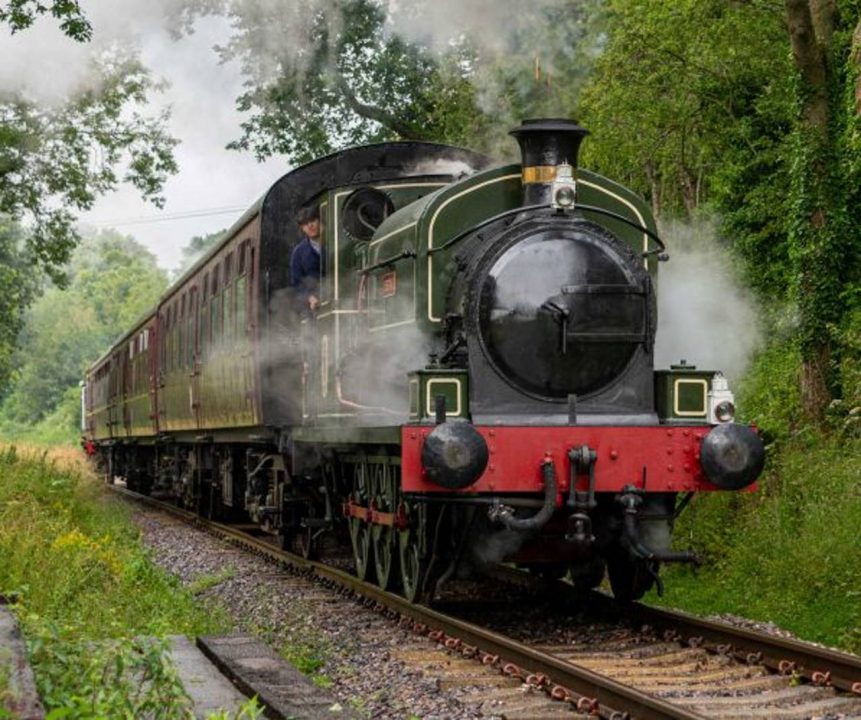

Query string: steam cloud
[654,219,761,383]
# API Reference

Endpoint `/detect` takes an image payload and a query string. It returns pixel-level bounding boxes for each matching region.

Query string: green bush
[0,445,228,717]
[656,434,861,652]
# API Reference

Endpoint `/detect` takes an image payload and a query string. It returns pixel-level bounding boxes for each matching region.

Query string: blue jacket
[289,238,324,302]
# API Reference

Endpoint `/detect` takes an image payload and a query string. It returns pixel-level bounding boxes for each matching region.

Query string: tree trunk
[786,0,829,135]
[784,0,837,424]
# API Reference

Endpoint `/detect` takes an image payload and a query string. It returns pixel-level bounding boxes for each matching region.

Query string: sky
[1,2,286,271]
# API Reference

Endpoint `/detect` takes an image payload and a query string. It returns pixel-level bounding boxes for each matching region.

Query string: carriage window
[238,242,246,274]
[187,291,196,367]
[210,295,219,347]
[186,314,193,367]
[165,315,171,372]
[175,303,181,369]
[236,276,247,338]
[224,252,232,285]
[200,305,209,359]
[223,284,233,343]
[178,299,185,369]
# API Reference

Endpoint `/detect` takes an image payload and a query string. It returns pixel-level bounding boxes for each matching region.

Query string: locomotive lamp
[550,162,577,210]
[708,372,736,423]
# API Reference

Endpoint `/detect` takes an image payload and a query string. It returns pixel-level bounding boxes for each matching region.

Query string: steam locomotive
[83,119,764,602]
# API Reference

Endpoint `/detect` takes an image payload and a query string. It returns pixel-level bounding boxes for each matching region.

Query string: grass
[188,567,237,595]
[278,627,335,691]
[0,443,231,717]
[0,656,10,718]
[650,434,861,652]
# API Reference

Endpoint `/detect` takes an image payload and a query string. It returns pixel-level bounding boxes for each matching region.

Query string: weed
[312,673,333,689]
[188,567,237,595]
[280,641,326,675]
[204,696,266,719]
[0,444,230,716]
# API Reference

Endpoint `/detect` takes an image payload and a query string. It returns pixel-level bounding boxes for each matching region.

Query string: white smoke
[654,219,762,383]
[386,0,568,56]
[405,158,477,177]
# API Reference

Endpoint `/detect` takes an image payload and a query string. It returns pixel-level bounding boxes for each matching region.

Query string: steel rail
[487,560,861,695]
[109,485,704,719]
[627,602,861,694]
[111,485,861,715]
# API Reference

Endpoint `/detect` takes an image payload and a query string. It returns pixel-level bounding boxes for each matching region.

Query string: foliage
[656,433,861,652]
[0,445,227,716]
[174,228,225,277]
[580,0,861,421]
[221,0,478,163]
[782,0,861,418]
[205,698,265,720]
[31,632,193,719]
[0,51,177,284]
[184,0,601,164]
[0,217,41,390]
[0,0,90,40]
[0,229,167,432]
[579,0,796,296]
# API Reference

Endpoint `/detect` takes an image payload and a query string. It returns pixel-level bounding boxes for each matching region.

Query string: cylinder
[509,118,590,205]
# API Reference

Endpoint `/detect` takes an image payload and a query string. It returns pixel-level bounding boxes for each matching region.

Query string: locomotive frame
[83,120,764,603]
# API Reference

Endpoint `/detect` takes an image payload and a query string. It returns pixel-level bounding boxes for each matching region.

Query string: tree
[0,0,90,40]
[579,0,861,425]
[174,229,225,276]
[783,0,861,421]
[1,2,177,286]
[0,216,41,389]
[578,1,801,299]
[578,2,793,216]
[183,0,601,164]
[0,52,177,284]
[218,0,482,163]
[0,229,168,425]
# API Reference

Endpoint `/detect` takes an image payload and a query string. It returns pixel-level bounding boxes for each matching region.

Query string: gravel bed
[135,509,497,719]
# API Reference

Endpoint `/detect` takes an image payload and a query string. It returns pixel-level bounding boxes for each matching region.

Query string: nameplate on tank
[379,271,397,298]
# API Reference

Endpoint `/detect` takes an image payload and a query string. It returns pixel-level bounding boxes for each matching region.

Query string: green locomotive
[84,119,763,602]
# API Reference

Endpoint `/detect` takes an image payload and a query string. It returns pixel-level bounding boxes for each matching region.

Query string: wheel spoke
[372,463,397,590]
[349,461,373,581]
[398,498,427,603]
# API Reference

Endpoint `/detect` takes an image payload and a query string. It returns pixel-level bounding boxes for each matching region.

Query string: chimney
[509,118,589,206]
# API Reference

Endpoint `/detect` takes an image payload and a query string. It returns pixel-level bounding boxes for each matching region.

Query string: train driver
[290,205,325,312]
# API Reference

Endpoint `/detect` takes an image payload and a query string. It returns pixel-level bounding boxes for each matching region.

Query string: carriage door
[190,287,201,428]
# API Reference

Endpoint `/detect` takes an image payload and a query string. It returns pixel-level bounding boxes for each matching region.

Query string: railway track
[110,484,861,720]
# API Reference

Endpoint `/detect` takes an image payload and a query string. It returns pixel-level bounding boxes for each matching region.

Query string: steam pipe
[618,490,700,564]
[488,460,557,531]
[622,513,700,564]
